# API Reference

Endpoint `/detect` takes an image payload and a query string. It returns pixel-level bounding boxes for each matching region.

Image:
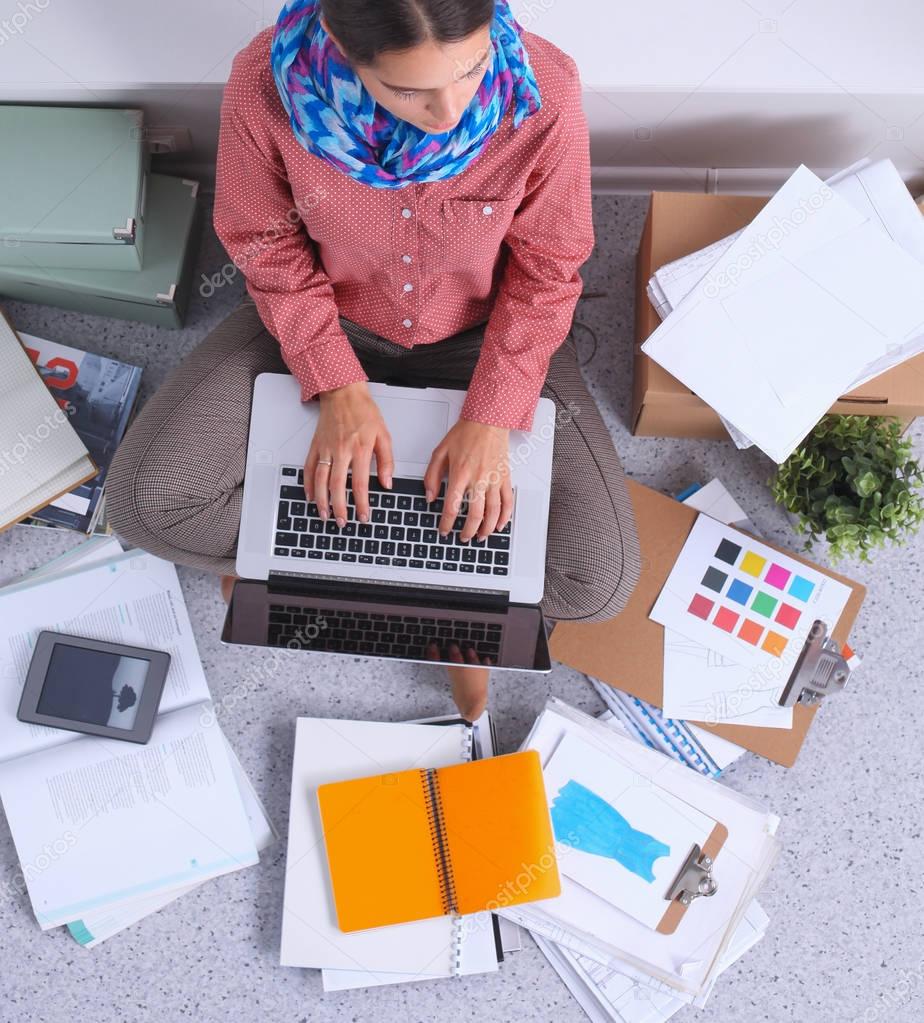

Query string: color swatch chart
[651,514,852,671]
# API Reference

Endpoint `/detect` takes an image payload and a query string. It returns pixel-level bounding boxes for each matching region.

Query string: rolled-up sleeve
[461,60,594,431]
[213,53,367,401]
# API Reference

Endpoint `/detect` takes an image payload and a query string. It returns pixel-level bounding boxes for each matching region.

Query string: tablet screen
[35,643,150,730]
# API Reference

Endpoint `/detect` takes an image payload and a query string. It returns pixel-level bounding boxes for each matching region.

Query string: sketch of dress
[550,780,671,883]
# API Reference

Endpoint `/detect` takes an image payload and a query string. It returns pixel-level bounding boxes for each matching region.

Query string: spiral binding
[450,724,475,977]
[419,725,474,979]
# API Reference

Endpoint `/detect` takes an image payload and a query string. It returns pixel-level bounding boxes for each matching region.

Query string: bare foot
[448,665,490,722]
[220,575,236,604]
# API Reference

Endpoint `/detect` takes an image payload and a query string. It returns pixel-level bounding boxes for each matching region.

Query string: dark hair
[320,0,495,64]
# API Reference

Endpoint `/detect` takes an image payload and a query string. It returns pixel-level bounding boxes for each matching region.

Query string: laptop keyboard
[268,603,503,661]
[274,466,511,577]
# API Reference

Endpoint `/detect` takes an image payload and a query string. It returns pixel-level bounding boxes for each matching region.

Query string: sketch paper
[650,515,852,680]
[542,733,715,930]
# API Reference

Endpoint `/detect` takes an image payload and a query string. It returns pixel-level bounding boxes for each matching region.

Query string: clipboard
[549,481,866,768]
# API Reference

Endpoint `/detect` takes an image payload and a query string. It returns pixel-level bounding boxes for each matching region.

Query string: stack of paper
[0,541,276,946]
[507,700,779,1015]
[280,711,520,990]
[642,159,924,462]
[0,309,97,530]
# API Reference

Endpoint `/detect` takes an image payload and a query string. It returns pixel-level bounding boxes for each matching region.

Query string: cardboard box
[632,191,924,439]
[549,480,866,768]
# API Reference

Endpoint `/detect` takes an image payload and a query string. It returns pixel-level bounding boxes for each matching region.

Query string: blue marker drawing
[550,779,671,883]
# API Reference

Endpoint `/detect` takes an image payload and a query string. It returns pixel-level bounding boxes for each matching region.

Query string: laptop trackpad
[376,396,450,465]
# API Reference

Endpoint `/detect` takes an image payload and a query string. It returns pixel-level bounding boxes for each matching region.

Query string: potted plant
[771,415,924,562]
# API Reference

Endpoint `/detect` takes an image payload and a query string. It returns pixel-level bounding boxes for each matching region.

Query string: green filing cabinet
[0,105,148,271]
[0,174,201,328]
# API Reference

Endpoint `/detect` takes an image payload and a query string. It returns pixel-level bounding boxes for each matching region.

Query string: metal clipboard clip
[778,620,851,708]
[666,844,718,906]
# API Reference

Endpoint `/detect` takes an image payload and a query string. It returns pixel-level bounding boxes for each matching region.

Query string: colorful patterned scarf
[270,0,541,189]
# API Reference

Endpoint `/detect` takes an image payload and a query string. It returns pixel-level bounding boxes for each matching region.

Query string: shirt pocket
[439,197,521,272]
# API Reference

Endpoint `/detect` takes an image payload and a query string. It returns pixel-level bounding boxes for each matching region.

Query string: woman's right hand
[304,381,394,525]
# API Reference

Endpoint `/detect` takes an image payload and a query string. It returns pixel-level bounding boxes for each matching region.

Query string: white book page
[67,733,277,948]
[0,551,211,763]
[0,702,258,929]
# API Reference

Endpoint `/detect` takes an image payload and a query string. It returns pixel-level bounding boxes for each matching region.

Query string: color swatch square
[788,575,815,602]
[715,539,741,566]
[738,619,764,646]
[740,551,767,577]
[751,591,778,618]
[764,563,791,590]
[726,579,753,605]
[689,594,714,620]
[775,603,802,629]
[701,567,728,593]
[762,631,788,657]
[713,606,739,633]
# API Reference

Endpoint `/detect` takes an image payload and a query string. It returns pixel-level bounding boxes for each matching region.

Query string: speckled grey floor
[0,195,921,1023]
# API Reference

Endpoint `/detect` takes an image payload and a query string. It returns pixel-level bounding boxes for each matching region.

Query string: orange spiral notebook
[317,750,560,932]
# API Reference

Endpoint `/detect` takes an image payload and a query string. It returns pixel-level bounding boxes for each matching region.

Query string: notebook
[317,749,560,932]
[280,717,500,981]
[0,308,96,531]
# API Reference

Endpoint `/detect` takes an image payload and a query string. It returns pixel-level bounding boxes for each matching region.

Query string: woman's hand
[424,420,512,541]
[305,381,394,525]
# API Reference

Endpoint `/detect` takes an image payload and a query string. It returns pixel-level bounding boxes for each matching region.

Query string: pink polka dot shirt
[214,28,594,431]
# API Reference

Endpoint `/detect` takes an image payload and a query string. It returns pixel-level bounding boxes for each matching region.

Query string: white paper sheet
[646,159,924,449]
[280,717,499,981]
[534,899,770,1023]
[0,702,259,929]
[543,733,715,929]
[0,551,212,763]
[641,164,924,462]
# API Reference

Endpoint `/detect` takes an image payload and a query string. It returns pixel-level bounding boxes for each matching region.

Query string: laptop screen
[222,580,551,672]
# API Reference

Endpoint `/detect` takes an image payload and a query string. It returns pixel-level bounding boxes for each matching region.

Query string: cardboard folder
[549,481,866,767]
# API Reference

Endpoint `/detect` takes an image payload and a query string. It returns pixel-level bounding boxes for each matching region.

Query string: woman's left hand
[424,420,513,541]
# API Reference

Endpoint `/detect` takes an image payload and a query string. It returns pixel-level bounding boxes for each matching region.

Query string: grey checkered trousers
[107,299,640,622]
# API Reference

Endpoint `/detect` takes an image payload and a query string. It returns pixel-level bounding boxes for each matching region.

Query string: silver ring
[317,458,333,467]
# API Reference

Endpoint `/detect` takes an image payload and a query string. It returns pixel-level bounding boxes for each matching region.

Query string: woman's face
[329,25,492,135]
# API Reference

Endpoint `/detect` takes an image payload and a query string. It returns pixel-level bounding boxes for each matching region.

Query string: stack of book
[0,539,276,947]
[0,310,97,532]
[18,328,142,534]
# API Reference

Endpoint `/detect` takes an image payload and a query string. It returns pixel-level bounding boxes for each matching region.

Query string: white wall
[1,0,922,193]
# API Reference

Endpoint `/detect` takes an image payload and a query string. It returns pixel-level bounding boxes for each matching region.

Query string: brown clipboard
[549,481,867,768]
[657,823,728,936]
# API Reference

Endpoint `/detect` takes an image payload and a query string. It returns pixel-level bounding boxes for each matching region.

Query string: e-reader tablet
[17,632,171,744]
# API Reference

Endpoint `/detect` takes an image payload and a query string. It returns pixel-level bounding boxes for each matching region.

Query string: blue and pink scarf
[270,0,541,189]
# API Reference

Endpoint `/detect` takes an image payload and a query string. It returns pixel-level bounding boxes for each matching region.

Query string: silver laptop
[223,374,556,671]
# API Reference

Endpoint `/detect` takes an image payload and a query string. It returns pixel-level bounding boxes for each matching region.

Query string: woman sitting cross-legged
[107,0,641,720]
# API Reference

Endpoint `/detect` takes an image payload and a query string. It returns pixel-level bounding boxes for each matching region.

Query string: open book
[0,308,97,531]
[0,547,269,936]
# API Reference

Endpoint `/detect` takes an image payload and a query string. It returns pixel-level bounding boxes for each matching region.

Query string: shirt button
[402,208,413,219]
[402,254,412,264]
[403,283,414,293]
[402,319,413,328]
[482,205,493,216]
